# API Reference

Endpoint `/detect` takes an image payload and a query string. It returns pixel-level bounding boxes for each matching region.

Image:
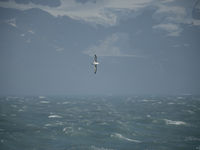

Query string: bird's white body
[92,54,99,74]
[93,61,99,65]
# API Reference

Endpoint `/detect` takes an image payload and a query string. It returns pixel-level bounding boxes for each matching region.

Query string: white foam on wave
[91,146,115,150]
[39,96,46,99]
[18,109,24,112]
[63,101,70,104]
[40,101,49,104]
[56,121,64,126]
[196,146,200,150]
[187,110,195,114]
[48,115,62,118]
[177,97,184,100]
[185,136,200,142]
[44,123,52,127]
[7,96,19,100]
[45,121,64,127]
[164,119,187,125]
[63,127,74,134]
[111,133,141,143]
[142,99,153,102]
[146,114,151,118]
[18,106,27,112]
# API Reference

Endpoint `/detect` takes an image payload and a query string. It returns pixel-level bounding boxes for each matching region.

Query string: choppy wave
[142,99,156,102]
[40,101,50,104]
[63,127,74,134]
[63,101,70,104]
[168,102,175,105]
[111,133,141,143]
[39,96,46,99]
[164,119,187,125]
[91,146,115,150]
[185,136,200,142]
[48,115,62,118]
[0,128,5,131]
[45,121,64,127]
[187,110,195,114]
[18,109,24,112]
[1,95,200,150]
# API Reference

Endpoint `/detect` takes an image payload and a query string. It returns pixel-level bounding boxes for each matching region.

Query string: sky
[0,0,200,96]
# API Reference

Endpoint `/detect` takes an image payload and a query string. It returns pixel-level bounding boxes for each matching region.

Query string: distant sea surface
[0,95,200,150]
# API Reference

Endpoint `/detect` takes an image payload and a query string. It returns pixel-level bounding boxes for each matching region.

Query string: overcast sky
[0,0,200,95]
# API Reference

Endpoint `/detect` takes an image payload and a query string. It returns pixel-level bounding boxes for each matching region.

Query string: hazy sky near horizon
[0,0,200,95]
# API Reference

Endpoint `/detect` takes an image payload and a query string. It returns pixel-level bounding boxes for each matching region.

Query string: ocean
[0,95,200,150]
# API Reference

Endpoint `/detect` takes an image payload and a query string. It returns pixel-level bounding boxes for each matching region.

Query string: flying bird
[92,54,99,74]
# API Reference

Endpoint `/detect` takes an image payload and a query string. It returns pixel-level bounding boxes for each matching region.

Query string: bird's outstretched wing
[94,64,97,74]
[94,54,97,62]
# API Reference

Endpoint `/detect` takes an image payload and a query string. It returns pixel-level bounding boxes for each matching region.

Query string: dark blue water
[0,95,200,150]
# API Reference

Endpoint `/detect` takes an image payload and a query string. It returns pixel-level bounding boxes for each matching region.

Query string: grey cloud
[192,0,200,19]
[0,0,154,26]
[152,0,200,36]
[75,0,97,4]
[83,33,141,57]
[152,23,182,36]
[15,0,61,7]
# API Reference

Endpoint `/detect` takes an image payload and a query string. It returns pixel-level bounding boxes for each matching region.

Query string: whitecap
[39,96,46,99]
[48,115,62,118]
[55,121,64,126]
[142,99,156,102]
[7,96,18,99]
[63,127,74,134]
[164,119,187,125]
[157,101,162,104]
[18,109,24,112]
[142,99,150,102]
[44,123,52,127]
[111,133,141,143]
[146,114,151,118]
[177,97,184,99]
[187,110,195,114]
[185,136,200,142]
[196,146,200,150]
[78,127,82,130]
[91,146,115,150]
[44,121,64,127]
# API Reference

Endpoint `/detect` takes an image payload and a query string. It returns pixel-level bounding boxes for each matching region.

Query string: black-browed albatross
[92,54,99,74]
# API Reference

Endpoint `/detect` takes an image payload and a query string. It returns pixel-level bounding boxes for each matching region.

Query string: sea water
[0,95,200,150]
